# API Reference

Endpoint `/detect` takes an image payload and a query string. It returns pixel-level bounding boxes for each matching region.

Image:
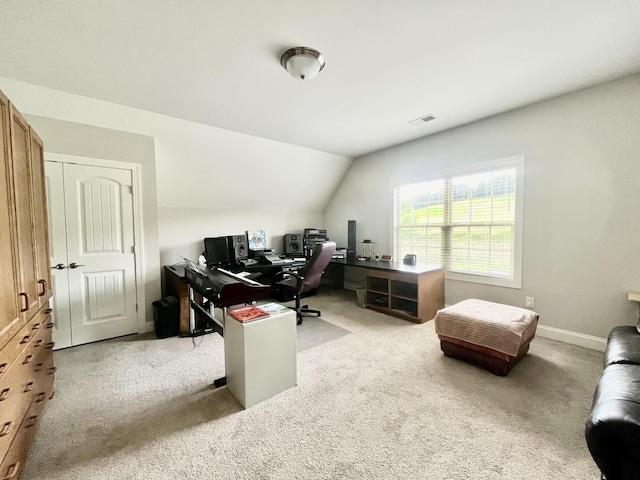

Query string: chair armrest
[274,270,303,281]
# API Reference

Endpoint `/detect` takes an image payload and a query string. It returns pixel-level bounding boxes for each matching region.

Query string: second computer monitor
[247,230,267,251]
[204,236,230,266]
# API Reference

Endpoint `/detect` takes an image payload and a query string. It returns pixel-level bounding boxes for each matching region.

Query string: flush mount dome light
[280,47,325,80]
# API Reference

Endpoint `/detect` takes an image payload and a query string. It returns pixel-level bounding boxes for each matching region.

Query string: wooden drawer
[0,321,36,385]
[0,308,53,464]
[0,306,49,382]
[26,325,53,378]
[0,346,53,478]
[0,361,34,461]
[0,394,48,480]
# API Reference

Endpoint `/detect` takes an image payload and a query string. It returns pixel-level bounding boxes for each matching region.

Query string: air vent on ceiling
[408,114,438,126]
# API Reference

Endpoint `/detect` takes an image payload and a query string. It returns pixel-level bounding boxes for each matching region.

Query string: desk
[163,262,300,335]
[164,265,191,334]
[329,258,444,323]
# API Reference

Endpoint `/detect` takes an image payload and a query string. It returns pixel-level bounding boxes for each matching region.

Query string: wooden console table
[330,259,444,323]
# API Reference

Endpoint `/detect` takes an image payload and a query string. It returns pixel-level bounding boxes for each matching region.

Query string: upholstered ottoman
[434,299,539,376]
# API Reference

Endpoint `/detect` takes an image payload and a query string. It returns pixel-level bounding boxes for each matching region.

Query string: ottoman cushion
[435,299,539,357]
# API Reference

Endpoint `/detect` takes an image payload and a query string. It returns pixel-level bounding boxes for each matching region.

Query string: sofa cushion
[604,326,640,368]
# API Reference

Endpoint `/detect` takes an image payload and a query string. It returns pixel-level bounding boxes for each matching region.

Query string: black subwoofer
[347,220,357,259]
[284,234,302,255]
[226,234,248,261]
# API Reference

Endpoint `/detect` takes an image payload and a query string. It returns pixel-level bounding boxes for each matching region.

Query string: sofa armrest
[604,326,640,367]
[586,363,640,480]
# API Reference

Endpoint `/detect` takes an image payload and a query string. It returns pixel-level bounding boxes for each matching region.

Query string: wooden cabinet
[8,104,39,321]
[0,88,55,479]
[29,130,52,308]
[365,267,444,323]
[0,90,21,347]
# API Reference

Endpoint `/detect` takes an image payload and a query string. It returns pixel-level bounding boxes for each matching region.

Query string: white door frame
[45,152,146,335]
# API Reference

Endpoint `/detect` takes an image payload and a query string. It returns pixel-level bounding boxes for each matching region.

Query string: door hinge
[135,303,138,312]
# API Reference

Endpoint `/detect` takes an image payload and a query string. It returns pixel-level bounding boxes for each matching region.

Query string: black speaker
[226,234,248,261]
[284,234,303,255]
[347,220,357,259]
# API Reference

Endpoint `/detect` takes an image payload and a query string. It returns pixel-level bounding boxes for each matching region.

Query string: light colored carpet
[23,288,602,479]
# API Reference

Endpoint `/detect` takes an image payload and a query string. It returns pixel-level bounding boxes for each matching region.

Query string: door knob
[52,263,66,270]
[69,263,85,269]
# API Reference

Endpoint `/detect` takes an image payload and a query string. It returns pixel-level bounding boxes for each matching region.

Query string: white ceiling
[1,0,639,158]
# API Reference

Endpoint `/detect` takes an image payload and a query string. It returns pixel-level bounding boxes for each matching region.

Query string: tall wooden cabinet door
[29,129,52,307]
[0,91,21,345]
[8,104,39,321]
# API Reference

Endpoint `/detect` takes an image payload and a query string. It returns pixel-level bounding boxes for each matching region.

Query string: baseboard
[536,324,607,352]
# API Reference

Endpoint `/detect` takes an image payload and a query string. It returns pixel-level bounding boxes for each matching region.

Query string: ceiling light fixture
[280,47,325,80]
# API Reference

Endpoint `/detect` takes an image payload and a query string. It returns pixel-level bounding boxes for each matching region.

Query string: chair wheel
[297,318,303,325]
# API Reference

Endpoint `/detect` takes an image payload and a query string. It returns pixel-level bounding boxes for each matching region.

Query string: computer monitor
[247,230,267,251]
[204,237,230,266]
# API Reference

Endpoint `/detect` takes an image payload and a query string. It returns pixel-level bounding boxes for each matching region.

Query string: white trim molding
[44,152,148,334]
[536,324,607,352]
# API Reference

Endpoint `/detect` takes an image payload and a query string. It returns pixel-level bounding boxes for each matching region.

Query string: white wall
[158,208,322,266]
[325,74,640,342]
[0,77,352,327]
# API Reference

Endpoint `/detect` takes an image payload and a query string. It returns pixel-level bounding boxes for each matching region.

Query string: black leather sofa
[585,326,640,480]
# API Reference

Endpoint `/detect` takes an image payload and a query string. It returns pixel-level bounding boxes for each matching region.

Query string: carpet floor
[22,287,602,479]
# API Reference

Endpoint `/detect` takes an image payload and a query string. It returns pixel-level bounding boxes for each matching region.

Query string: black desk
[328,258,442,288]
[163,262,291,336]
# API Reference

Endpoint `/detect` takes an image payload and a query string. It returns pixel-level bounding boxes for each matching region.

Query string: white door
[45,161,138,348]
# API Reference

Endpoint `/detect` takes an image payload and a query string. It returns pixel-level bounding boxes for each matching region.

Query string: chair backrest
[298,241,336,294]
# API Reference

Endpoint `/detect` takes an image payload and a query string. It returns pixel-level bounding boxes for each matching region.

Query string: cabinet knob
[24,416,38,428]
[19,292,29,312]
[0,388,10,401]
[38,279,47,296]
[3,461,20,479]
[0,421,12,437]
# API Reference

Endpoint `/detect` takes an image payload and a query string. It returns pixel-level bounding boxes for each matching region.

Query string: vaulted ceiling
[1,0,639,158]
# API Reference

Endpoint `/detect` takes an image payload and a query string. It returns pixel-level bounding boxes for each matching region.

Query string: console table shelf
[365,267,444,323]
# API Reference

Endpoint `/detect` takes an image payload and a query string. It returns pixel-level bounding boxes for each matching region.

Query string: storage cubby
[367,291,389,308]
[364,267,444,323]
[391,280,418,300]
[366,276,388,294]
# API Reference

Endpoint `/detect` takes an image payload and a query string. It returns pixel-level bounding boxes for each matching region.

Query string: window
[393,157,523,288]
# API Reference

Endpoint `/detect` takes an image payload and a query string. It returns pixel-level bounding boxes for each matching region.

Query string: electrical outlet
[525,296,535,308]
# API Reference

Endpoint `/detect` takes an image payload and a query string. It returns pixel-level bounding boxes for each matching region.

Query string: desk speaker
[284,234,302,255]
[226,234,248,261]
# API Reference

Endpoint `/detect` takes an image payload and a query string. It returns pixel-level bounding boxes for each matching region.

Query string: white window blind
[394,160,521,286]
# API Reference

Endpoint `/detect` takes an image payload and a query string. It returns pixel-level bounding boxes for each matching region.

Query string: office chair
[272,241,336,325]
